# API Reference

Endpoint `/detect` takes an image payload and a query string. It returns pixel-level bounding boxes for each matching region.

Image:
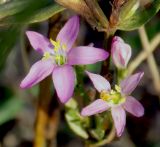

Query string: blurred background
[0,0,160,147]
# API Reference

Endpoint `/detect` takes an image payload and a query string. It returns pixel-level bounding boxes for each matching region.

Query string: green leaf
[65,109,89,139]
[0,0,65,25]
[26,4,65,24]
[0,26,21,70]
[118,0,160,31]
[0,0,29,19]
[65,99,89,139]
[0,97,24,125]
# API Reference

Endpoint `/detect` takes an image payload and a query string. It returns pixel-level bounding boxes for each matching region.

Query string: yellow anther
[115,85,121,92]
[50,38,67,52]
[50,39,57,46]
[50,39,60,52]
[100,86,126,105]
[42,52,50,60]
[100,90,110,101]
[62,44,67,50]
[110,90,116,95]
[55,55,61,60]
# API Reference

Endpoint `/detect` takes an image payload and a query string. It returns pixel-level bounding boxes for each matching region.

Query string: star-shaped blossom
[81,71,144,136]
[111,36,131,69]
[20,16,109,103]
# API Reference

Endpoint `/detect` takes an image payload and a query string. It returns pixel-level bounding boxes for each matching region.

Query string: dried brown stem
[84,0,109,31]
[33,77,52,147]
[46,102,60,147]
[55,0,98,30]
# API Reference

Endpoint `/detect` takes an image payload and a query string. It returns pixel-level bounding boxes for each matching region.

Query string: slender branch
[138,26,160,95]
[150,33,160,50]
[128,33,160,74]
[46,104,60,147]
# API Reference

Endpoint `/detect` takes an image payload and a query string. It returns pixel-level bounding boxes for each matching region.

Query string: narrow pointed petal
[56,16,79,52]
[120,72,144,95]
[111,106,126,137]
[26,31,53,54]
[123,96,144,117]
[20,60,54,88]
[111,36,131,69]
[81,99,109,116]
[68,46,109,65]
[52,65,75,103]
[86,71,111,92]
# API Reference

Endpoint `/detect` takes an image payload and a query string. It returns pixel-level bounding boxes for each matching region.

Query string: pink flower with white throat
[111,36,131,69]
[81,71,144,137]
[20,16,109,103]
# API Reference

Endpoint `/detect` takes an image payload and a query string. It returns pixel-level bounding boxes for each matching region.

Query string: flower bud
[111,36,131,69]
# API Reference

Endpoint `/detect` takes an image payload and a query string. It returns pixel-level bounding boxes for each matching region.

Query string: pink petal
[20,60,54,88]
[86,71,111,92]
[111,106,126,137]
[120,72,144,95]
[67,46,109,65]
[56,16,79,52]
[81,99,109,116]
[111,36,131,69]
[52,65,75,103]
[26,31,53,54]
[123,96,144,117]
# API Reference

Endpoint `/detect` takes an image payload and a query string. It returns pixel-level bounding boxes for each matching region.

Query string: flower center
[42,39,67,65]
[100,85,125,105]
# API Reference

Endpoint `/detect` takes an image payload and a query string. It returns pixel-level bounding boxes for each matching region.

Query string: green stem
[75,66,90,105]
[117,68,127,84]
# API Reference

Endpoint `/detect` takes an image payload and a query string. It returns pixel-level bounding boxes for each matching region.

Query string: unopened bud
[111,36,131,69]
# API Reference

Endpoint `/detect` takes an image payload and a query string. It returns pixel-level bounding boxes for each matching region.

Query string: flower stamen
[42,52,51,60]
[100,85,125,105]
[42,38,67,65]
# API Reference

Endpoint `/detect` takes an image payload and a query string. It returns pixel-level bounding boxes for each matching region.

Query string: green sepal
[65,99,89,139]
[118,0,160,31]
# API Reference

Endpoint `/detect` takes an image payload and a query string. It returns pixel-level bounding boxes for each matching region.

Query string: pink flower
[81,71,144,137]
[20,16,109,103]
[111,36,131,69]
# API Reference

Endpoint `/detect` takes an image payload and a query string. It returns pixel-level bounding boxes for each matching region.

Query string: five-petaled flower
[20,16,109,103]
[81,71,144,137]
[111,36,131,69]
